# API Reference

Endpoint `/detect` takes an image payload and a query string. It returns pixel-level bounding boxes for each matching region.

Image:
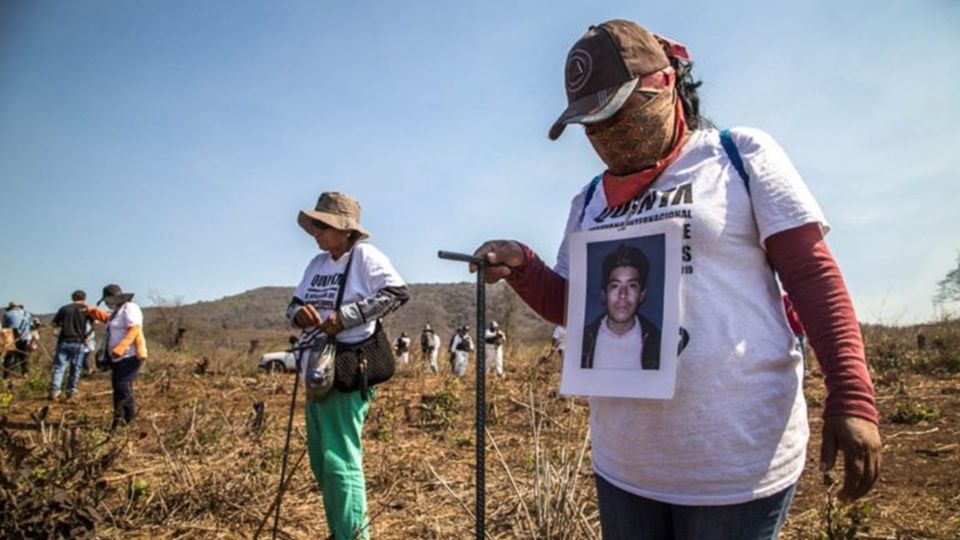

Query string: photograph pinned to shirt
[560,221,681,399]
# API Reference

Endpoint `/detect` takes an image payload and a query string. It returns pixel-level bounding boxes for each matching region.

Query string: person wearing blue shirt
[2,301,33,377]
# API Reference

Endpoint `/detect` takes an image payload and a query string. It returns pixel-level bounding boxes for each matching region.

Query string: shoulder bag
[332,251,396,400]
[302,251,354,402]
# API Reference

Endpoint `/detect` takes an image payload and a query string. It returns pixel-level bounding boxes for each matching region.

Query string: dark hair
[71,290,86,301]
[670,56,712,131]
[601,244,650,289]
[348,230,362,243]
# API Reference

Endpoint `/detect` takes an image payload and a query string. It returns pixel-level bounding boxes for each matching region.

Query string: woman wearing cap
[88,284,148,430]
[473,19,880,539]
[287,191,408,540]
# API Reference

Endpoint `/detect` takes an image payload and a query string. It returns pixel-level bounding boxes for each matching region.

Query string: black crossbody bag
[332,250,396,400]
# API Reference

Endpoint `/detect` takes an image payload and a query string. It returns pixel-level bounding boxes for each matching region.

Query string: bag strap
[719,129,750,193]
[334,248,356,311]
[721,129,787,297]
[577,174,603,226]
[580,130,746,226]
[296,248,357,352]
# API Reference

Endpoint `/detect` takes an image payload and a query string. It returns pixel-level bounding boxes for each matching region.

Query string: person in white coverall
[449,325,473,377]
[484,321,506,377]
[394,332,411,365]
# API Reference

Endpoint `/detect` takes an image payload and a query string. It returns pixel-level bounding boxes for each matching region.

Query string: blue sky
[1,1,957,324]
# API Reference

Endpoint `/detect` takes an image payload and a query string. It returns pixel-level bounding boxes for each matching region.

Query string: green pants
[305,389,372,540]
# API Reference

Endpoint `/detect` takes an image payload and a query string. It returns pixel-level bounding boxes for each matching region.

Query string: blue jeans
[51,341,85,395]
[111,356,141,429]
[595,475,796,540]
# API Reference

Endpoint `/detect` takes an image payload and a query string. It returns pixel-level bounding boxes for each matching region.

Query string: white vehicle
[258,350,297,373]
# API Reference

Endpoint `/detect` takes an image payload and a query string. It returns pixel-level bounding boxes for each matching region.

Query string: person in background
[550,325,567,359]
[49,290,91,400]
[420,324,441,373]
[87,284,148,430]
[287,191,408,540]
[472,19,880,539]
[81,319,96,374]
[484,321,507,377]
[394,331,411,365]
[2,301,33,378]
[449,325,474,377]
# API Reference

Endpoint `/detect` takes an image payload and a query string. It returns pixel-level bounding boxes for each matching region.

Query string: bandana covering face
[587,86,677,175]
[589,88,688,208]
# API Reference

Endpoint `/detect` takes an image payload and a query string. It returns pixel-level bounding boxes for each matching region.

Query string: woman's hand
[320,311,344,336]
[820,415,882,502]
[471,240,526,284]
[294,305,322,329]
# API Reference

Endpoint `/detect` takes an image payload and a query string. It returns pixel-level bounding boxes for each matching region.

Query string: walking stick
[269,338,314,539]
[438,250,491,540]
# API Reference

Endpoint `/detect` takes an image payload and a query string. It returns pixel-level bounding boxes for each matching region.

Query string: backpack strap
[719,129,750,194]
[333,248,355,311]
[577,174,603,226]
[581,131,744,224]
[721,129,786,291]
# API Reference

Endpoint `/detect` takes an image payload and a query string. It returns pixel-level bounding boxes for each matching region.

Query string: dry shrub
[0,413,125,539]
[489,385,598,540]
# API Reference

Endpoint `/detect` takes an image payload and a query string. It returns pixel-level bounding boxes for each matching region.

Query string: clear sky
[1,1,958,324]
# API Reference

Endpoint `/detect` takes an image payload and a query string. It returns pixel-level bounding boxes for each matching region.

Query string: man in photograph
[581,244,661,370]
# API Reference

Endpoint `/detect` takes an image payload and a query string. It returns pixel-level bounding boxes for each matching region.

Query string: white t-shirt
[294,242,405,345]
[592,316,644,370]
[556,128,824,505]
[107,302,143,359]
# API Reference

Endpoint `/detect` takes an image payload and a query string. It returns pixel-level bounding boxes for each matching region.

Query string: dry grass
[1,321,959,539]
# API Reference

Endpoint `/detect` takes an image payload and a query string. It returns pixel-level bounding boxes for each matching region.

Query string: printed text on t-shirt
[303,272,345,309]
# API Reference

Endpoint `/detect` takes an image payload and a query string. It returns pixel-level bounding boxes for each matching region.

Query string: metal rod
[272,345,302,538]
[475,263,486,540]
[438,249,487,540]
[437,250,484,265]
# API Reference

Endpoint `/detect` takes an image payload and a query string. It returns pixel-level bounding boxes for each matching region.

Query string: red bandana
[601,98,688,208]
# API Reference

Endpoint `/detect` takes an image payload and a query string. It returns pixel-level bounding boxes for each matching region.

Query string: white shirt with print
[556,128,824,506]
[294,242,405,345]
[107,302,143,360]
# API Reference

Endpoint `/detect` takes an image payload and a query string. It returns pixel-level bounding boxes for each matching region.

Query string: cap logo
[566,49,592,93]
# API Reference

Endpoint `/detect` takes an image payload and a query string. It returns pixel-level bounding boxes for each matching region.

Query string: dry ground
[1,334,958,539]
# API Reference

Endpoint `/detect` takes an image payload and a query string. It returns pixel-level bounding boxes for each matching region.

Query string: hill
[145,282,553,346]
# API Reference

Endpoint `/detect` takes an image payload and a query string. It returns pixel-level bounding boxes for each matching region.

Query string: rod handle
[437,250,484,265]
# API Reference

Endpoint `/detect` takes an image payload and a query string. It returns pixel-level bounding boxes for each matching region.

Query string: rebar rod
[437,249,488,540]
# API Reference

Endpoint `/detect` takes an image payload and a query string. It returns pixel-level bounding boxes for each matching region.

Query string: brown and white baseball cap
[548,20,672,141]
[297,191,371,240]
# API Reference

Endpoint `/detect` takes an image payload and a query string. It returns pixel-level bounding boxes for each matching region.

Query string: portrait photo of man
[581,242,662,370]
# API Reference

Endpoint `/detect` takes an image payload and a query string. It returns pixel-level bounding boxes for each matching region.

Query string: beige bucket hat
[297,192,371,240]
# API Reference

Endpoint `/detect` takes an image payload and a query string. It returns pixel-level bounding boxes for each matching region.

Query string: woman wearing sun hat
[87,284,148,430]
[287,191,408,540]
[472,19,880,538]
